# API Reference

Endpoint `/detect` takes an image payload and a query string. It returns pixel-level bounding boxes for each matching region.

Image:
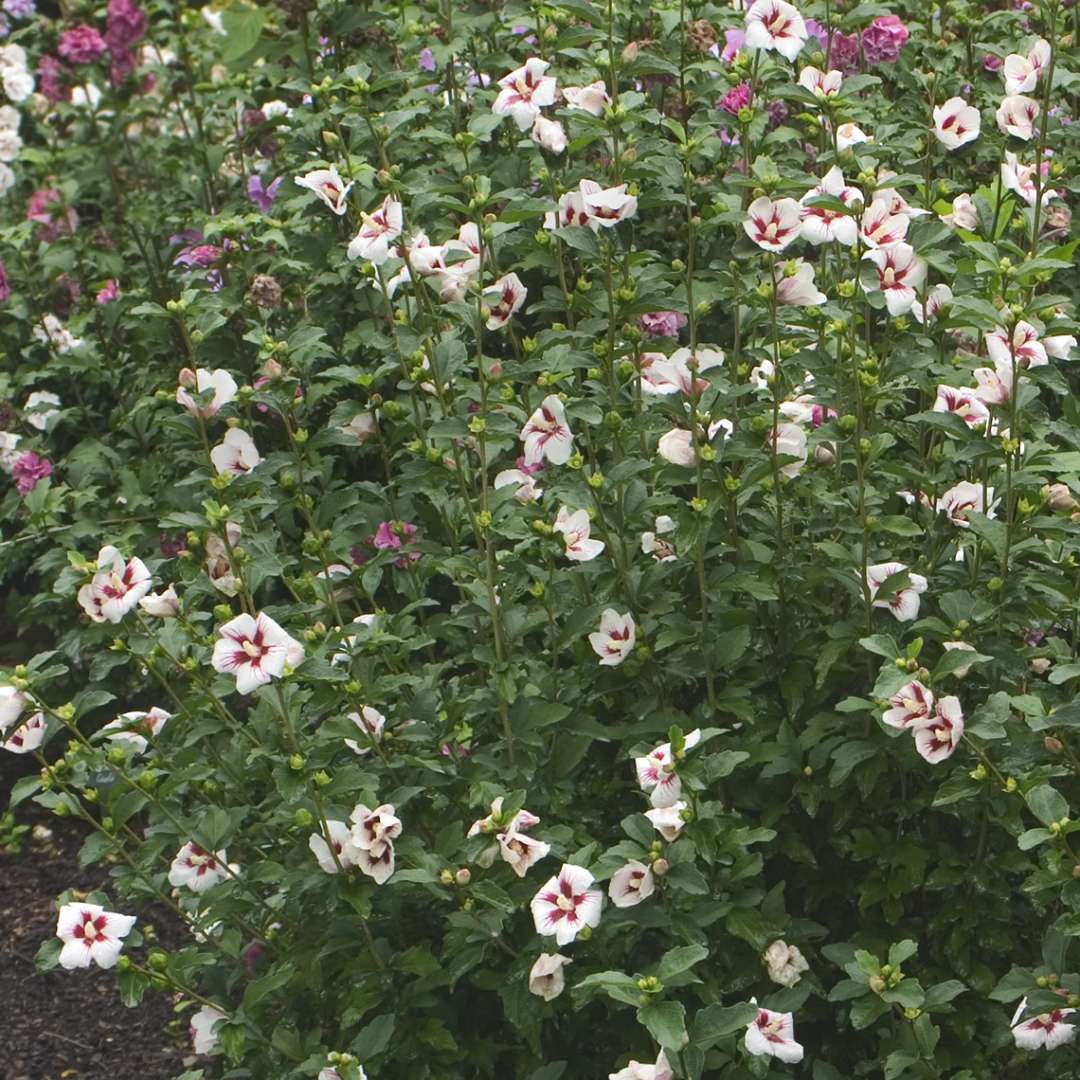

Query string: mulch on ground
[1,751,190,1080]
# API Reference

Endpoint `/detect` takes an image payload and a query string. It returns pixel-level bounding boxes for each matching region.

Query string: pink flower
[883,681,934,729]
[105,0,147,51]
[744,0,807,63]
[210,429,261,476]
[530,863,603,945]
[554,507,605,562]
[483,272,527,329]
[210,611,305,695]
[745,1005,804,1063]
[639,311,687,338]
[933,384,989,427]
[635,729,701,807]
[828,31,860,74]
[987,321,1048,370]
[529,953,572,1001]
[934,96,981,150]
[866,561,928,622]
[862,242,926,316]
[77,546,152,623]
[176,367,238,417]
[190,1006,226,1055]
[608,861,655,908]
[561,81,610,115]
[531,115,567,154]
[349,802,402,884]
[800,166,862,246]
[27,188,78,241]
[294,166,353,215]
[1011,998,1077,1050]
[95,279,120,304]
[521,395,574,466]
[720,81,752,116]
[58,26,108,64]
[1003,39,1050,96]
[2,711,47,754]
[861,15,908,65]
[913,696,964,763]
[721,29,746,62]
[775,259,826,306]
[984,54,1004,73]
[997,95,1039,141]
[347,196,404,265]
[373,520,419,559]
[12,450,51,494]
[744,196,802,251]
[38,55,71,103]
[98,707,170,754]
[56,902,136,969]
[589,608,635,666]
[168,842,229,893]
[492,57,557,131]
[609,1051,673,1080]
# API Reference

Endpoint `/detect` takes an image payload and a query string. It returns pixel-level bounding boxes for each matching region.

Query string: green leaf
[352,1013,395,1058]
[849,993,891,1030]
[637,1000,686,1051]
[859,634,899,659]
[923,980,967,1009]
[1025,784,1069,826]
[221,4,266,62]
[692,1001,759,1047]
[657,944,709,982]
[888,940,918,967]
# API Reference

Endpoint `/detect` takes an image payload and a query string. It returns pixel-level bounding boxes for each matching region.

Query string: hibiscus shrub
[5,0,1080,1076]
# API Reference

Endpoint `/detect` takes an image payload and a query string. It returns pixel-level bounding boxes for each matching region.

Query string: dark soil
[1,751,189,1080]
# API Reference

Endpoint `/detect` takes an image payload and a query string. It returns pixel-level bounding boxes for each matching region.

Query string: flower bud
[293,808,314,828]
[455,867,472,885]
[1044,483,1078,511]
[289,753,305,771]
[652,857,669,876]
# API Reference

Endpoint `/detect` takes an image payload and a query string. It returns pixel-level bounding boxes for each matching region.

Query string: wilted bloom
[941,193,978,231]
[862,243,926,316]
[933,384,988,427]
[554,507,605,562]
[608,861,655,908]
[635,728,701,807]
[913,696,964,763]
[176,368,238,418]
[529,953,572,1001]
[776,259,826,306]
[744,196,802,252]
[645,801,687,841]
[579,179,638,230]
[497,821,551,878]
[521,395,574,466]
[609,1051,673,1080]
[974,360,1014,406]
[910,284,953,327]
[169,842,229,893]
[642,347,724,396]
[344,706,386,755]
[639,311,687,338]
[347,197,404,265]
[657,428,696,467]
[1011,997,1077,1050]
[211,611,305,694]
[1,711,45,753]
[530,863,603,945]
[190,1006,226,1055]
[99,707,170,754]
[531,115,567,154]
[561,81,609,115]
[349,803,401,884]
[589,608,635,666]
[771,422,808,478]
[483,272,527,329]
[835,122,872,150]
[641,515,676,562]
[342,412,376,442]
[800,166,861,246]
[58,26,108,64]
[798,66,842,97]
[77,545,152,623]
[764,941,810,987]
[33,313,83,353]
[56,903,135,969]
[745,1005,804,1063]
[495,464,543,504]
[11,450,51,494]
[247,173,283,212]
[997,95,1039,141]
[294,166,352,215]
[933,97,981,150]
[939,481,998,527]
[883,681,934,729]
[492,57,557,131]
[210,428,261,476]
[310,820,360,873]
[861,15,908,64]
[1003,39,1050,96]
[744,0,807,62]
[866,561,928,622]
[987,321,1047,370]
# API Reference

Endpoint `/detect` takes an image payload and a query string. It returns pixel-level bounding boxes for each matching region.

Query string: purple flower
[57,25,108,64]
[828,30,861,74]
[96,279,120,304]
[38,55,71,103]
[12,451,52,494]
[983,53,1003,72]
[861,15,909,65]
[639,311,688,338]
[247,173,283,213]
[372,521,421,568]
[419,47,436,72]
[720,81,752,117]
[0,260,9,304]
[721,29,745,62]
[109,47,136,87]
[105,0,146,51]
[3,0,34,18]
[811,405,837,428]
[160,532,187,558]
[804,19,829,46]
[766,99,789,130]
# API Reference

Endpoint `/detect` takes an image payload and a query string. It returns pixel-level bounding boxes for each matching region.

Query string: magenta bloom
[372,521,421,567]
[983,54,1003,72]
[720,81,752,116]
[57,25,108,64]
[828,31,860,73]
[12,451,52,494]
[105,0,146,51]
[109,47,136,86]
[419,47,436,72]
[861,15,908,65]
[96,279,120,304]
[811,405,838,428]
[174,243,221,268]
[721,29,745,62]
[0,260,9,304]
[639,311,688,338]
